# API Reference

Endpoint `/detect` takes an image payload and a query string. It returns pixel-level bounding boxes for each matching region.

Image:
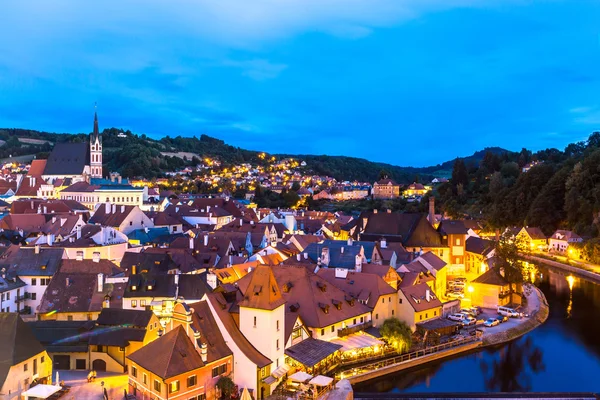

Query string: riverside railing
[335,336,480,380]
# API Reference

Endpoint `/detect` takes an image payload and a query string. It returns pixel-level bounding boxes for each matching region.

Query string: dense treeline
[435,132,600,238]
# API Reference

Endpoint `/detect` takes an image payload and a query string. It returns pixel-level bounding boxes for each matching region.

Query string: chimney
[428,197,435,225]
[121,205,125,213]
[76,225,81,240]
[46,233,53,246]
[110,174,115,183]
[381,238,387,249]
[239,219,243,227]
[355,254,362,272]
[340,246,344,254]
[175,207,179,213]
[304,252,308,259]
[43,205,47,214]
[93,252,100,263]
[206,272,217,290]
[321,247,330,266]
[112,204,116,214]
[296,253,301,261]
[347,238,353,246]
[200,343,208,362]
[426,289,431,302]
[373,209,378,214]
[37,205,41,214]
[97,273,104,292]
[105,203,111,214]
[31,200,34,209]
[203,235,209,247]
[174,273,179,286]
[207,206,210,212]
[35,244,40,254]
[118,176,122,184]
[193,330,201,349]
[189,236,194,250]
[228,255,232,267]
[66,277,70,286]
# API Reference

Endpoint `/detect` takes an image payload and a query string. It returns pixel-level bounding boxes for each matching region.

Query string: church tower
[90,108,103,178]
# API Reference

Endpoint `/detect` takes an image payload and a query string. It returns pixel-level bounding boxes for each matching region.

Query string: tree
[291,181,301,192]
[378,169,390,180]
[216,376,236,399]
[380,318,412,353]
[494,235,525,300]
[451,159,468,189]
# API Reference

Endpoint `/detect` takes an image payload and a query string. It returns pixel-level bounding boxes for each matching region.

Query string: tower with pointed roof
[238,265,286,371]
[90,108,103,178]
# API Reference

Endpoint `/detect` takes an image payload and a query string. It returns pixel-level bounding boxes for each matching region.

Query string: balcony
[15,293,30,303]
[337,320,372,337]
[18,306,32,315]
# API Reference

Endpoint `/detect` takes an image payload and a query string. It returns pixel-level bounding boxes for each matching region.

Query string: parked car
[449,281,466,289]
[484,318,500,327]
[496,315,509,323]
[448,313,468,322]
[470,306,482,315]
[454,277,467,282]
[460,308,477,317]
[461,316,477,326]
[498,306,520,318]
[447,291,465,299]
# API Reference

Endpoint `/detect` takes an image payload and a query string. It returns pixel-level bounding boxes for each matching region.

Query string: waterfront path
[522,254,600,284]
[341,284,549,384]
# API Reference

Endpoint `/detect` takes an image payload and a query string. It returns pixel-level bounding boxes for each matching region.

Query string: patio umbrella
[289,371,313,382]
[240,387,252,400]
[309,375,334,387]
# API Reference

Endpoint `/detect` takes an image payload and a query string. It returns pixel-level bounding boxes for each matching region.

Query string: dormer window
[253,285,262,296]
[316,281,327,292]
[332,299,342,310]
[318,302,329,314]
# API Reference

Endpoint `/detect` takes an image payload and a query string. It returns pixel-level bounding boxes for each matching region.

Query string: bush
[216,376,236,399]
[380,318,412,353]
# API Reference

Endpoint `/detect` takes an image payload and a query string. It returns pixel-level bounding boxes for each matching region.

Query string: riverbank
[482,285,549,347]
[346,285,548,385]
[522,254,600,284]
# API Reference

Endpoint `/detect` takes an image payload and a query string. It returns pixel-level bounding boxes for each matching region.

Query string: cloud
[223,59,288,81]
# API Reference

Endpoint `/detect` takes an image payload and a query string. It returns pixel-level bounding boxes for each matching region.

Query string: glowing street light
[567,275,575,291]
[467,285,474,294]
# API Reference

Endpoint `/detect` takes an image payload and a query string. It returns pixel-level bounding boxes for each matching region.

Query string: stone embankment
[483,286,549,347]
[522,254,600,284]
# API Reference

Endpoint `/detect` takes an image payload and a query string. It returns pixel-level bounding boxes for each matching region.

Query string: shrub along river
[354,264,600,393]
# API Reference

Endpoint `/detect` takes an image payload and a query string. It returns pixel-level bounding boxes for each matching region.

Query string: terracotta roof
[374,178,399,186]
[1,245,64,277]
[400,283,442,312]
[0,214,47,233]
[238,265,286,310]
[28,159,47,176]
[15,175,44,197]
[124,273,210,300]
[284,337,342,368]
[206,292,271,368]
[317,269,396,309]
[128,325,205,379]
[550,230,582,241]
[237,265,371,329]
[472,267,508,286]
[0,314,46,387]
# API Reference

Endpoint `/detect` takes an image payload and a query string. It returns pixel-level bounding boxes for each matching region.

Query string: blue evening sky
[1,1,599,166]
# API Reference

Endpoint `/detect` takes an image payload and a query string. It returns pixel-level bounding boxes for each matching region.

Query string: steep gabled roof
[0,314,46,387]
[44,142,90,175]
[400,283,442,312]
[472,267,508,286]
[128,325,204,379]
[238,265,285,310]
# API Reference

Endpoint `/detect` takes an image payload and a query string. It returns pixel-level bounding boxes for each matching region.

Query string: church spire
[93,103,99,140]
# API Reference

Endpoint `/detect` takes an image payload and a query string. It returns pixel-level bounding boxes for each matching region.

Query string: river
[354,265,600,393]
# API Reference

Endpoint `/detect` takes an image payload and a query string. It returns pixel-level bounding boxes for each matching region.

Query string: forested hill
[0,126,513,183]
[435,131,600,238]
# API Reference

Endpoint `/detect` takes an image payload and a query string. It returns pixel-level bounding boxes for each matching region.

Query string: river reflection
[354,265,600,393]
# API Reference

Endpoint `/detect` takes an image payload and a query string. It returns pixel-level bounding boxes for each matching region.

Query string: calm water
[355,266,600,393]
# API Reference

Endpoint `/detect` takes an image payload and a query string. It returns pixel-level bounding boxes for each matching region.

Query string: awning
[263,376,277,385]
[309,375,334,387]
[271,363,291,379]
[285,338,342,367]
[289,371,313,382]
[330,331,384,353]
[21,384,62,399]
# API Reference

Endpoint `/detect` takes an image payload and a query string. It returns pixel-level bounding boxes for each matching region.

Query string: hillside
[0,127,511,183]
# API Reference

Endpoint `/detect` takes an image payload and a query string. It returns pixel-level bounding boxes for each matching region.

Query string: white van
[497,306,520,318]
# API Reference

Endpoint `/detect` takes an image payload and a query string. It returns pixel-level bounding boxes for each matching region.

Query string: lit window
[131,300,137,308]
[169,380,180,394]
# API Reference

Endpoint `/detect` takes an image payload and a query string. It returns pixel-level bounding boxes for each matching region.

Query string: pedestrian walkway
[55,370,128,400]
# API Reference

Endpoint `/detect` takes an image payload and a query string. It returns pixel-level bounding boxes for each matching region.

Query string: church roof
[43,142,90,176]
